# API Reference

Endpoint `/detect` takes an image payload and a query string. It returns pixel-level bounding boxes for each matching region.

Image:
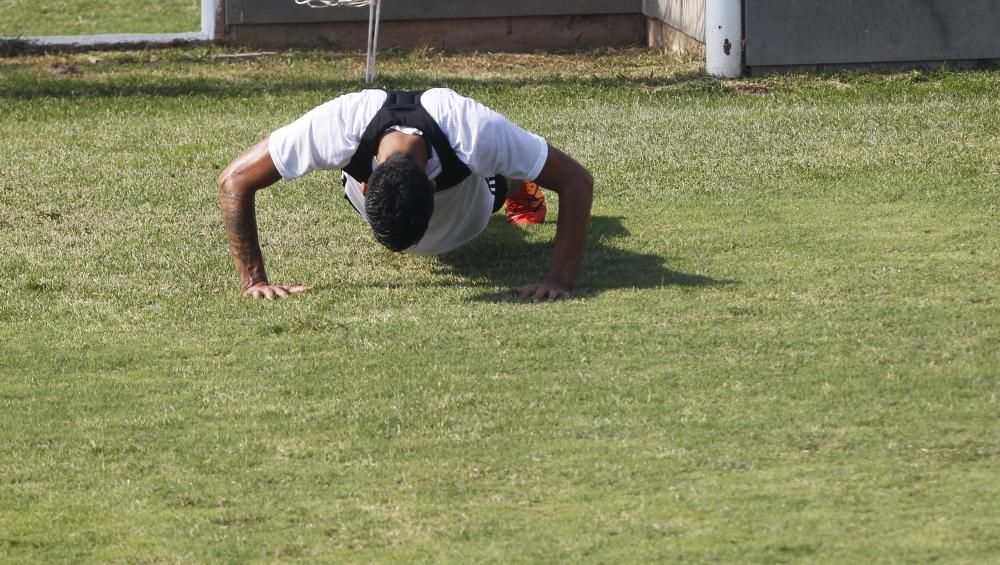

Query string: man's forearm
[217,138,283,292]
[219,181,269,290]
[547,179,593,290]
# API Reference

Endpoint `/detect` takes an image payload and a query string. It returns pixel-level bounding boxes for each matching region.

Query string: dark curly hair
[365,153,435,252]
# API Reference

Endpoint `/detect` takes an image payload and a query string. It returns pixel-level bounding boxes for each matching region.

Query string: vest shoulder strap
[342,90,472,190]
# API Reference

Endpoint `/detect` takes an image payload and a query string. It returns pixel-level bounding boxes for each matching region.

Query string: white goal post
[2,0,383,85]
[1,0,223,47]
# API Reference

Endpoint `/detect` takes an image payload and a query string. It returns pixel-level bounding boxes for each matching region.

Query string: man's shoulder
[420,88,494,126]
[332,89,388,110]
[301,89,388,133]
[422,87,462,101]
[421,88,480,111]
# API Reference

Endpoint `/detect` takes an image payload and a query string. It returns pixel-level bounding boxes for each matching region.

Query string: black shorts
[488,174,508,213]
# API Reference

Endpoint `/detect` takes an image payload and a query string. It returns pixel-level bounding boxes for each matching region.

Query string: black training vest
[342,90,472,190]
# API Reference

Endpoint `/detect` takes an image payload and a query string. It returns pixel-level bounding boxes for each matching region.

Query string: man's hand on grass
[516,282,570,303]
[244,283,311,300]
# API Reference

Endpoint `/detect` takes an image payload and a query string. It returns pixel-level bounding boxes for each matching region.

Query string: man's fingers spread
[514,284,564,302]
[515,284,570,302]
[534,287,568,303]
[245,284,312,299]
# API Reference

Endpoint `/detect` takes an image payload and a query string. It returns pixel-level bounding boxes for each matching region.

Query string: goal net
[294,0,383,85]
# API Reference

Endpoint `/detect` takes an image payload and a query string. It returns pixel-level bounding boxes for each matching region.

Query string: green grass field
[0,0,200,36]
[1,48,998,562]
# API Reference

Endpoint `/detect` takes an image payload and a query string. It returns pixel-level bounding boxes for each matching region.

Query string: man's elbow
[217,165,238,193]
[217,168,246,201]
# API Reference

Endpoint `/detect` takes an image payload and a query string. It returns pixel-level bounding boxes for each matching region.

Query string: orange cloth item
[504,181,547,224]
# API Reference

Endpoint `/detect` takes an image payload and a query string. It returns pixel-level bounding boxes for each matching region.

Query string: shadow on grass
[434,215,735,302]
[0,70,716,101]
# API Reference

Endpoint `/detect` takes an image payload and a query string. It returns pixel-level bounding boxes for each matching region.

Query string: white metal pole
[365,0,381,84]
[200,0,219,40]
[705,0,743,78]
[369,0,382,84]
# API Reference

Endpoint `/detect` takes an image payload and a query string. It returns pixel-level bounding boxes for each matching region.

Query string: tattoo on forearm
[221,188,268,289]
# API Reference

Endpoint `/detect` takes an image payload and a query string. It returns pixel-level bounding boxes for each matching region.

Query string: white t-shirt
[268,88,549,255]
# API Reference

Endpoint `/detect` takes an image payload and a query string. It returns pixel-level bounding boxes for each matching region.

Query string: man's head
[364,153,434,252]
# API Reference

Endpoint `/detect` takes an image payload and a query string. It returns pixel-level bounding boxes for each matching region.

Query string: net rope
[293,0,370,7]
[293,0,382,84]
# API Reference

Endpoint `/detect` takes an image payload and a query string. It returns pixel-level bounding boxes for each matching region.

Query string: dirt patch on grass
[725,81,771,96]
[46,61,79,76]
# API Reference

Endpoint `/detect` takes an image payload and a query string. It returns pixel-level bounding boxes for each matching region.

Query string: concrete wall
[226,0,642,25]
[745,0,1000,71]
[226,15,648,52]
[222,0,647,50]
